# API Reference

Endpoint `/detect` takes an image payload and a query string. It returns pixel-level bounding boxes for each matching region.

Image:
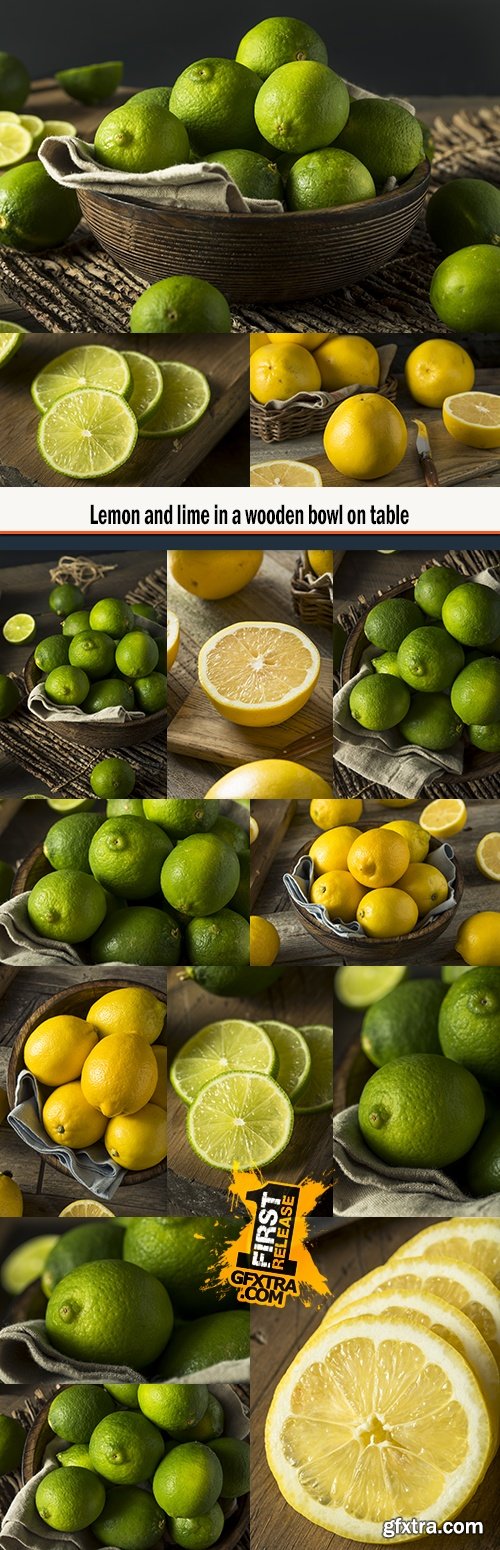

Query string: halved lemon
[391,1217,500,1289]
[198,620,321,727]
[443,391,500,448]
[476,832,500,881]
[323,1254,500,1369]
[249,816,259,843]
[166,609,180,671]
[419,798,468,838]
[250,460,323,486]
[265,1311,492,1542]
[59,1200,115,1217]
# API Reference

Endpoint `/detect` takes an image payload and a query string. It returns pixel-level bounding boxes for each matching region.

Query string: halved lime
[293,1024,333,1113]
[441,965,474,983]
[37,388,138,479]
[170,1018,277,1105]
[0,1234,59,1295]
[334,965,408,1009]
[140,361,210,438]
[186,1070,294,1169]
[46,798,96,812]
[0,321,26,368]
[0,122,32,167]
[38,119,77,142]
[2,612,36,644]
[32,345,132,413]
[19,113,44,139]
[122,350,163,426]
[55,62,124,105]
[259,1019,311,1101]
[0,111,20,124]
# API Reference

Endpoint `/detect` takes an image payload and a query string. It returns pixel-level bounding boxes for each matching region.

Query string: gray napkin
[0,894,130,970]
[0,1321,250,1387]
[284,845,456,943]
[7,1070,125,1200]
[28,610,164,726]
[39,138,284,215]
[332,1106,500,1218]
[250,344,397,415]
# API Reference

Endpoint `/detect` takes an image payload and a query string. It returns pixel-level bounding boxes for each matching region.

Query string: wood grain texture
[250,802,296,911]
[167,659,332,778]
[251,1219,500,1550]
[0,333,249,488]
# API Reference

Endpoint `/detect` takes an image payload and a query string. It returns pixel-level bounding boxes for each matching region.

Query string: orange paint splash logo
[208,1169,330,1309]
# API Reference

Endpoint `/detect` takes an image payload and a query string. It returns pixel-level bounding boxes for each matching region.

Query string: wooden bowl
[6,979,167,1189]
[340,574,500,788]
[285,842,464,963]
[24,656,168,749]
[77,163,430,304]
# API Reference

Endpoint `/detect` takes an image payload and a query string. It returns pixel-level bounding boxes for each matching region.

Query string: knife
[413,418,440,486]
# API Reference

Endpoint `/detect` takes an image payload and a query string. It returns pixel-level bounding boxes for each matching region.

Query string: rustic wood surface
[251,797,500,965]
[167,965,334,1216]
[167,660,332,778]
[167,551,333,796]
[251,1218,500,1550]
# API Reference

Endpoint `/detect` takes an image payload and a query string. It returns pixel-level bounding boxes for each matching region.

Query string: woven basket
[251,374,398,443]
[291,555,341,628]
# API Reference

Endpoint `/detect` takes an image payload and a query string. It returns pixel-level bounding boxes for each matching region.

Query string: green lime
[227,849,249,919]
[259,1018,311,1100]
[427,179,500,254]
[365,597,424,650]
[138,1383,208,1432]
[68,630,116,680]
[45,1259,173,1367]
[349,674,410,730]
[130,601,158,623]
[430,245,500,331]
[210,816,248,853]
[18,114,44,139]
[337,99,424,183]
[62,610,91,638]
[287,148,375,210]
[335,965,408,1009]
[255,61,349,155]
[95,100,189,174]
[463,1115,500,1197]
[44,664,90,704]
[58,1445,94,1469]
[50,583,86,616]
[55,62,124,105]
[0,1233,58,1294]
[35,1466,105,1531]
[361,979,445,1067]
[38,387,138,479]
[441,966,474,984]
[358,1053,485,1167]
[38,119,77,142]
[121,350,163,426]
[41,1222,125,1297]
[205,148,283,200]
[451,658,500,724]
[293,1024,333,1113]
[104,1384,140,1406]
[187,1069,293,1169]
[0,52,30,112]
[373,652,401,676]
[34,634,69,671]
[209,1437,249,1497]
[32,344,132,413]
[414,564,461,618]
[186,909,249,965]
[236,17,327,76]
[0,857,13,903]
[170,1017,277,1103]
[439,968,500,1084]
[400,692,463,750]
[0,1413,25,1472]
[0,319,26,367]
[46,798,96,812]
[0,161,79,250]
[397,626,464,692]
[170,1392,224,1444]
[153,1441,223,1516]
[106,800,144,818]
[182,965,282,997]
[49,1384,116,1444]
[115,630,159,679]
[469,722,500,751]
[89,815,172,899]
[130,276,231,335]
[123,1215,240,1316]
[28,868,107,942]
[83,679,135,713]
[92,1483,167,1549]
[89,597,135,637]
[134,672,168,713]
[442,582,500,647]
[43,811,104,871]
[0,673,20,718]
[132,88,172,110]
[169,1505,225,1550]
[89,1410,164,1485]
[161,833,239,916]
[143,799,219,838]
[170,58,261,154]
[159,1309,250,1380]
[2,611,35,643]
[140,362,210,438]
[91,905,181,966]
[90,757,136,798]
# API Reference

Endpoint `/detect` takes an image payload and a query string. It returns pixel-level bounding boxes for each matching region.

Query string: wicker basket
[285,842,463,964]
[251,373,398,443]
[291,556,337,628]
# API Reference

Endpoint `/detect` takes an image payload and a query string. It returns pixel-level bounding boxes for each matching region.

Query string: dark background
[2,3,498,97]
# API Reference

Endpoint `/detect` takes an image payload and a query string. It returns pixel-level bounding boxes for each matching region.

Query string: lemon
[198,620,320,726]
[206,760,333,799]
[347,828,410,888]
[0,319,25,367]
[130,275,232,334]
[476,832,500,880]
[456,913,500,966]
[310,868,366,920]
[404,339,475,408]
[357,887,419,938]
[170,57,261,154]
[250,916,280,965]
[381,818,429,862]
[310,798,363,829]
[255,61,349,154]
[87,986,166,1045]
[250,341,321,404]
[397,860,449,915]
[43,1083,108,1148]
[324,393,408,479]
[170,1017,276,1103]
[187,1070,293,1169]
[140,362,210,437]
[272,333,328,351]
[314,335,379,391]
[249,815,259,842]
[94,99,189,173]
[32,345,132,413]
[81,1033,158,1116]
[38,388,138,479]
[166,609,180,670]
[287,148,375,210]
[419,798,468,838]
[392,1219,500,1287]
[0,121,32,167]
[0,1173,23,1215]
[121,349,163,426]
[443,390,500,448]
[55,62,124,105]
[326,1255,500,1370]
[309,825,362,874]
[59,1201,115,1217]
[105,1102,167,1169]
[151,1046,168,1110]
[24,1014,99,1084]
[306,550,333,575]
[169,548,262,599]
[250,459,322,486]
[236,18,328,78]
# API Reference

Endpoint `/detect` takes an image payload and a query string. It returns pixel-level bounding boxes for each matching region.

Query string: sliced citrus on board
[250,459,323,486]
[186,1069,294,1170]
[140,361,210,437]
[170,1018,277,1104]
[121,350,163,426]
[198,620,320,727]
[37,388,138,479]
[32,344,132,412]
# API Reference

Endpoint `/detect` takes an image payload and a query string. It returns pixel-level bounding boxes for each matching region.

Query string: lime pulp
[2,612,36,643]
[32,344,132,413]
[37,388,138,479]
[140,361,210,437]
[170,1018,277,1104]
[293,1024,333,1112]
[186,1070,294,1169]
[259,1019,311,1100]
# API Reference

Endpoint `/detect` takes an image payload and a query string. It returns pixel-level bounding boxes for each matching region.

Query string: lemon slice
[166,609,180,670]
[140,361,210,437]
[121,350,163,426]
[250,459,323,486]
[2,612,36,643]
[419,798,468,838]
[0,122,32,166]
[59,1201,116,1217]
[38,388,138,479]
[334,965,407,1008]
[198,620,321,727]
[265,1311,492,1542]
[259,1019,312,1101]
[186,1069,294,1170]
[391,1217,500,1289]
[249,816,259,843]
[324,1255,500,1369]
[443,391,500,448]
[170,1018,277,1104]
[476,832,500,880]
[32,344,132,412]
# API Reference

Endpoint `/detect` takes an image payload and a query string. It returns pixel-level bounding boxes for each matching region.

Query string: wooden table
[251,1218,500,1550]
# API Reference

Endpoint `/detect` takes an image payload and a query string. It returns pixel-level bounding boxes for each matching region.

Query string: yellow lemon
[59,1201,115,1216]
[24,1015,99,1085]
[42,1083,108,1148]
[87,986,166,1045]
[270,332,329,351]
[306,550,333,576]
[310,797,363,829]
[152,1046,168,1110]
[456,913,500,966]
[443,391,500,448]
[251,460,322,487]
[379,798,416,807]
[419,798,468,838]
[250,916,280,965]
[476,833,500,881]
[309,825,361,874]
[250,342,321,404]
[314,335,380,391]
[405,339,475,408]
[347,828,410,888]
[81,1033,157,1117]
[250,332,270,354]
[167,609,180,670]
[249,815,259,843]
[198,620,320,727]
[104,1103,168,1170]
[397,861,449,916]
[324,393,407,480]
[356,887,419,938]
[382,818,430,862]
[168,549,263,599]
[0,1174,23,1216]
[206,761,333,799]
[310,869,366,921]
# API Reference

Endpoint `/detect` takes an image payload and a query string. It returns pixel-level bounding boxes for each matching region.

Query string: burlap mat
[1,107,499,333]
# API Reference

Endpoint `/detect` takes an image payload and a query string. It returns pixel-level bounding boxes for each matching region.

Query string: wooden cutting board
[0,333,249,488]
[250,800,296,910]
[167,660,332,779]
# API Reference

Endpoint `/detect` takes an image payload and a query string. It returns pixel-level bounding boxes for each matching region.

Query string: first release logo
[210,1169,330,1308]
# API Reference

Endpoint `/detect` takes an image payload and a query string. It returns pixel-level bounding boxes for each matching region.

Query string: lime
[442,582,500,646]
[470,722,500,751]
[41,1222,124,1296]
[441,966,474,984]
[32,345,132,413]
[138,1383,208,1432]
[187,1069,294,1169]
[39,119,77,142]
[0,122,31,165]
[90,757,136,798]
[400,691,463,750]
[34,634,69,671]
[451,659,500,724]
[337,99,424,183]
[0,319,25,367]
[50,583,86,616]
[121,350,163,426]
[43,811,104,871]
[0,112,18,122]
[106,799,144,817]
[0,52,30,112]
[123,1215,240,1316]
[89,1410,164,1485]
[171,1018,277,1104]
[0,857,13,902]
[38,387,138,479]
[130,275,231,335]
[143,799,219,837]
[259,1018,311,1100]
[169,1505,224,1549]
[0,1233,58,1294]
[294,1024,333,1113]
[153,1442,223,1517]
[397,626,464,692]
[133,88,173,110]
[48,1384,116,1444]
[430,246,500,332]
[169,1392,224,1444]
[0,1413,25,1472]
[358,1053,485,1167]
[161,832,239,916]
[18,114,44,139]
[373,653,401,676]
[183,965,281,996]
[68,630,115,679]
[0,161,80,251]
[464,1115,500,1197]
[55,62,124,105]
[140,362,210,438]
[439,968,500,1084]
[414,564,460,618]
[131,601,158,623]
[132,671,167,712]
[89,814,172,899]
[46,798,95,812]
[236,17,327,77]
[46,1259,173,1367]
[44,664,90,704]
[92,1483,167,1549]
[349,674,410,730]
[28,868,107,942]
[62,609,91,638]
[115,630,159,679]
[426,178,500,254]
[95,99,189,174]
[58,1445,94,1469]
[91,902,181,965]
[0,673,20,718]
[209,1437,249,1496]
[104,1384,140,1406]
[35,1466,105,1530]
[205,147,283,201]
[159,1308,250,1379]
[365,597,424,650]
[170,58,261,154]
[83,679,135,713]
[335,965,408,1008]
[361,979,445,1066]
[186,909,249,965]
[287,148,375,210]
[211,816,248,853]
[255,61,349,154]
[2,611,35,643]
[89,598,134,637]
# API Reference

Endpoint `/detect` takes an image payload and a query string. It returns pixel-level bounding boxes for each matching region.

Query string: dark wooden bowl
[7,979,167,1189]
[23,1393,249,1550]
[25,656,168,749]
[286,841,463,964]
[340,574,500,788]
[77,162,430,304]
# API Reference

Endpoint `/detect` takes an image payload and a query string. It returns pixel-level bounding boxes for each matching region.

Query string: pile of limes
[31,580,167,719]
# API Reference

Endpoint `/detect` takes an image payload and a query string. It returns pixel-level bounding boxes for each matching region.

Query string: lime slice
[140,361,210,438]
[32,344,132,413]
[1,1234,59,1295]
[19,113,44,138]
[0,111,20,124]
[2,612,36,644]
[259,1019,311,1101]
[0,122,32,167]
[37,388,138,479]
[0,321,26,368]
[55,62,124,106]
[46,798,96,812]
[122,350,163,426]
[335,965,408,1009]
[186,1071,294,1169]
[59,1201,115,1217]
[170,1018,277,1104]
[293,1024,333,1113]
[38,119,77,141]
[441,965,475,983]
